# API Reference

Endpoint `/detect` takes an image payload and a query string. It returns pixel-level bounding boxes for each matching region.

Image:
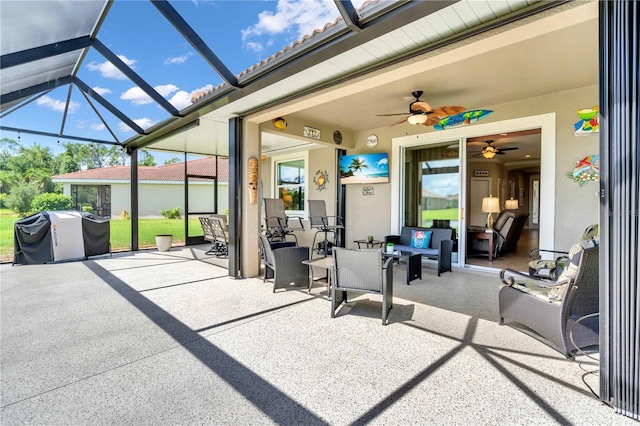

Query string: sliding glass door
[404,141,460,261]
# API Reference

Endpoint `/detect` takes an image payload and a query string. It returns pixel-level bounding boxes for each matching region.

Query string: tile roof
[52,157,229,183]
[190,0,378,104]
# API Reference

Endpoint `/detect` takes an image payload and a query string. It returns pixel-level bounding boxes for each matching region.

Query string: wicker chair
[498,244,599,358]
[258,233,309,293]
[331,248,394,325]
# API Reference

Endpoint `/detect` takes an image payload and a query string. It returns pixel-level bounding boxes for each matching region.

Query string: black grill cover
[81,213,110,257]
[13,212,53,265]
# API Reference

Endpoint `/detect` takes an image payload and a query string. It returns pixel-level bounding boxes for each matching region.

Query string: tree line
[0,137,180,215]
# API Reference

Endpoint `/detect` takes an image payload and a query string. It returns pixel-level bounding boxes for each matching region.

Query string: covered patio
[2,0,639,420]
[0,248,628,425]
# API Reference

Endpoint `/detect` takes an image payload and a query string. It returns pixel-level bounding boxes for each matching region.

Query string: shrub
[5,183,39,214]
[0,193,6,208]
[120,210,130,220]
[31,193,72,212]
[160,207,181,219]
[81,204,94,213]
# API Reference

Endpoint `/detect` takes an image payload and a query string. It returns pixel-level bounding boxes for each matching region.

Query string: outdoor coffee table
[382,250,422,285]
[302,255,333,297]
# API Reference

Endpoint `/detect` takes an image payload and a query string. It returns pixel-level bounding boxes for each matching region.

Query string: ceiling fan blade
[389,116,409,126]
[422,114,441,126]
[498,147,519,151]
[411,101,432,113]
[496,151,507,155]
[431,105,466,117]
[376,113,409,116]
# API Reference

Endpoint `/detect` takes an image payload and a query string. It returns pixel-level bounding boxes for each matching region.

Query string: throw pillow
[410,230,432,249]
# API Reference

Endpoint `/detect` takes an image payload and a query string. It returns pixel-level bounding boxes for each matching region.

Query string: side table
[353,239,384,249]
[468,228,494,261]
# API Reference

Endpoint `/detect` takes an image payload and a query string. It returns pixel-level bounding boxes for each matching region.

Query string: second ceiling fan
[471,140,519,159]
[377,90,466,126]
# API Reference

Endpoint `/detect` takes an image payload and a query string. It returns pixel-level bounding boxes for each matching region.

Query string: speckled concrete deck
[0,246,629,425]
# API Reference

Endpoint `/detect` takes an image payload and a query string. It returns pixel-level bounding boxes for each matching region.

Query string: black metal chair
[263,198,304,243]
[308,199,343,257]
[258,233,309,293]
[331,248,394,325]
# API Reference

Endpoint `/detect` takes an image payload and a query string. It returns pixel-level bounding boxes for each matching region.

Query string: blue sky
[1,0,365,162]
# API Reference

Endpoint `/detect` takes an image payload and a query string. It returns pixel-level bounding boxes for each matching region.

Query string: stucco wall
[63,182,229,219]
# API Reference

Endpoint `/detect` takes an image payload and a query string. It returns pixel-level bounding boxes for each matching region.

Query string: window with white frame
[272,153,308,215]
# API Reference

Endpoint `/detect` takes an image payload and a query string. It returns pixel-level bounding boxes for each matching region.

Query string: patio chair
[528,224,598,279]
[257,233,310,293]
[331,247,394,325]
[263,198,304,243]
[498,239,599,358]
[199,216,228,257]
[308,199,344,257]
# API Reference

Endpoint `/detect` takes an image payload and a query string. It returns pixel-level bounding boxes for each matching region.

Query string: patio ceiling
[1,0,569,157]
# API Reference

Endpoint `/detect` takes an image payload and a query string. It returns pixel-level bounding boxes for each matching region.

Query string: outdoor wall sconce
[248,157,258,205]
[272,117,287,131]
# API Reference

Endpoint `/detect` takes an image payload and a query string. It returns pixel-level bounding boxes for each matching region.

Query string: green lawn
[421,208,459,220]
[0,209,204,261]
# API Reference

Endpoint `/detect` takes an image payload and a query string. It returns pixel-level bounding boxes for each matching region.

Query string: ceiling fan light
[483,150,496,159]
[407,114,428,125]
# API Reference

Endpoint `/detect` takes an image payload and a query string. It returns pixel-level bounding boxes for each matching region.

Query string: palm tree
[349,157,368,174]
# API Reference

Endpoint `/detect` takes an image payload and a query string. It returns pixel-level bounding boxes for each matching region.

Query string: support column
[130,149,138,251]
[241,120,261,278]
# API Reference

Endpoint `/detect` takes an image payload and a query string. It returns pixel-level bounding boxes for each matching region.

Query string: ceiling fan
[470,140,519,159]
[377,91,466,126]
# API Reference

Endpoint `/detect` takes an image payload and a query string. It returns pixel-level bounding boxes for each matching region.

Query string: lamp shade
[482,196,501,213]
[505,198,519,209]
[407,114,428,125]
[482,150,496,159]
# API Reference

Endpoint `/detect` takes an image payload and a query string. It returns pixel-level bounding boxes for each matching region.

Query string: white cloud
[121,84,178,106]
[90,123,106,131]
[92,87,112,96]
[245,41,264,54]
[86,55,137,80]
[241,0,337,47]
[36,95,79,113]
[377,158,388,167]
[168,84,214,110]
[119,118,157,133]
[164,52,193,65]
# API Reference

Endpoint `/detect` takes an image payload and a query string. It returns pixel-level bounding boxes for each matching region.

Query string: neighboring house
[52,157,229,218]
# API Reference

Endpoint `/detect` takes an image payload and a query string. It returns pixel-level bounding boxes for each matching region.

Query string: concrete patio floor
[0,245,630,425]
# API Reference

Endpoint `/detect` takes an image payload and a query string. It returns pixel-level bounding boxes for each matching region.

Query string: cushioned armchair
[331,248,394,325]
[528,224,598,279]
[258,233,309,293]
[499,239,599,358]
[471,210,529,258]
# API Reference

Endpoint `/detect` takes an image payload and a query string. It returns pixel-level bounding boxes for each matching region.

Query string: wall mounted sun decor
[313,169,329,191]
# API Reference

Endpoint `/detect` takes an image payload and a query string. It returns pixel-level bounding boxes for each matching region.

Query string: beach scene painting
[339,152,389,184]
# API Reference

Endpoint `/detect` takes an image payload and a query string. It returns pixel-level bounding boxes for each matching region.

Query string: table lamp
[482,195,501,229]
[505,198,519,210]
